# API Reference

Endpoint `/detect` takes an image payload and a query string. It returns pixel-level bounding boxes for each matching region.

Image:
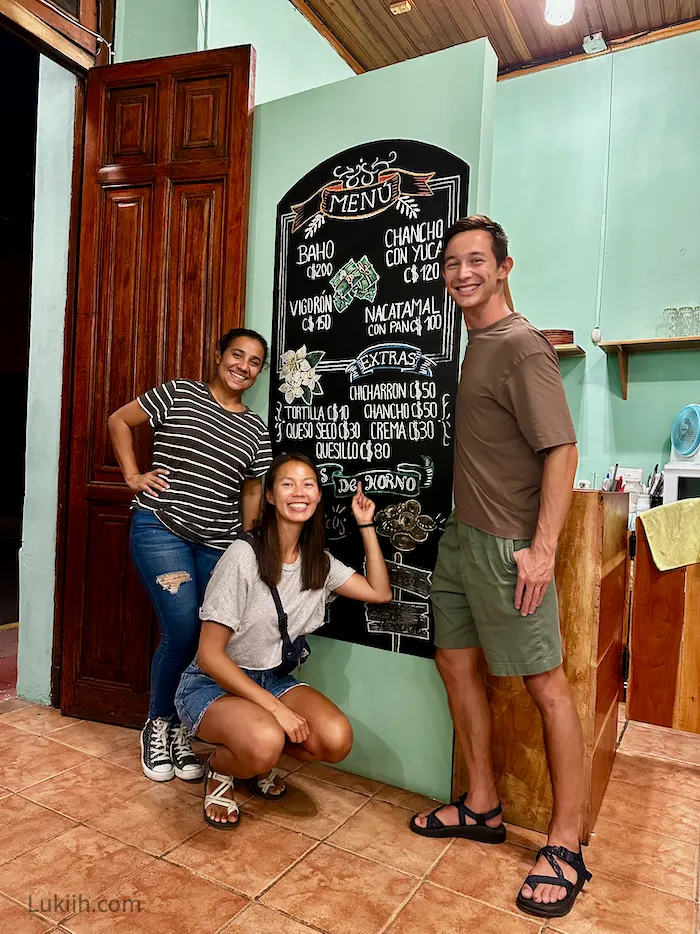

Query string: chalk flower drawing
[279,345,325,405]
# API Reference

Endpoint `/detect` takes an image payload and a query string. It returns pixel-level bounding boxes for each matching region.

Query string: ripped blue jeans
[129,509,223,720]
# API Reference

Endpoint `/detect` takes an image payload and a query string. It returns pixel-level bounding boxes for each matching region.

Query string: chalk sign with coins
[269,140,469,657]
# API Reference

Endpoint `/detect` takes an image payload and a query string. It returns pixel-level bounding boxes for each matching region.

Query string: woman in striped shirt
[108,328,272,785]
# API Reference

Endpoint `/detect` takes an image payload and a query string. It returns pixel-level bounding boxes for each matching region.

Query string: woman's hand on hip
[351,481,376,525]
[126,469,170,497]
[271,702,309,745]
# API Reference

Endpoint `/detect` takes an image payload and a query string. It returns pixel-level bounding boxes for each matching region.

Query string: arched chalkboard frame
[269,139,470,657]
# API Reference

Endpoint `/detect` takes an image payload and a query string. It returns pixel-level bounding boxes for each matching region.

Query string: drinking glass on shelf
[663,307,679,337]
[678,306,693,337]
[692,306,700,336]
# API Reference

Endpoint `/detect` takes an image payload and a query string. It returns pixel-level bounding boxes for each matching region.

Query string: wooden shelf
[599,336,700,400]
[554,343,586,358]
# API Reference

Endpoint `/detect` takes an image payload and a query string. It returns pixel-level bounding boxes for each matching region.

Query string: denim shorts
[174,662,307,738]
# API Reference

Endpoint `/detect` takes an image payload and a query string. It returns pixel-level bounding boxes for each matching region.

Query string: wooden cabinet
[627,519,700,733]
[452,491,629,843]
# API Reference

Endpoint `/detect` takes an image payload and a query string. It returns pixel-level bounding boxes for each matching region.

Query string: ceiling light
[390,1,412,13]
[544,0,575,26]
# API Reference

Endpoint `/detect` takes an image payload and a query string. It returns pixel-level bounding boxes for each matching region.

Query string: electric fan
[663,403,700,504]
[670,404,700,462]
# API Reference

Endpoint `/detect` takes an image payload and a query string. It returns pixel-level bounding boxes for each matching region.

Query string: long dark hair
[253,452,329,591]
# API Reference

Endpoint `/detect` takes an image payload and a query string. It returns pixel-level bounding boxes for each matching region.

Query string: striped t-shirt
[135,379,272,550]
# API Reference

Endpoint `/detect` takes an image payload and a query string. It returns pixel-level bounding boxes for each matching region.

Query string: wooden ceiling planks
[293,0,700,74]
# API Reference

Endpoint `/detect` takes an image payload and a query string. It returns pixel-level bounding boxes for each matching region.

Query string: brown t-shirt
[454,313,576,540]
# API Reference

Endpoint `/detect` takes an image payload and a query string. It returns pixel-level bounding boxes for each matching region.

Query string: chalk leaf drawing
[395,195,419,219]
[304,213,325,239]
[279,345,325,405]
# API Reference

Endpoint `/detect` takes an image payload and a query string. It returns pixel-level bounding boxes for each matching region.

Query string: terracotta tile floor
[0,695,697,934]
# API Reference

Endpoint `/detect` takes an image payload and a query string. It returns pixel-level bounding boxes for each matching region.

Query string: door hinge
[620,645,630,683]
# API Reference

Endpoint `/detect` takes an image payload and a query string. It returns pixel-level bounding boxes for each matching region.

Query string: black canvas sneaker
[140,717,175,782]
[170,721,204,782]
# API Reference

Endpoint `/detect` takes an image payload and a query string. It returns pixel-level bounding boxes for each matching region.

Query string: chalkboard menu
[269,140,469,657]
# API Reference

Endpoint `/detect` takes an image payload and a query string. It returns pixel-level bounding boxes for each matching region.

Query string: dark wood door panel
[166,180,225,380]
[103,83,158,166]
[80,507,151,684]
[172,74,230,162]
[59,47,255,724]
[92,185,157,479]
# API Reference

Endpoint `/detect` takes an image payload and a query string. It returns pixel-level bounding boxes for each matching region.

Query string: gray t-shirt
[199,539,356,670]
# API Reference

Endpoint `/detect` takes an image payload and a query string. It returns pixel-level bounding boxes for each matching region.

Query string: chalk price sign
[270,140,469,657]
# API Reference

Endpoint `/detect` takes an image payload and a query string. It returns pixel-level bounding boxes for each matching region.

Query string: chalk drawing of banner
[345,343,433,382]
[275,174,462,374]
[366,601,430,640]
[318,457,434,498]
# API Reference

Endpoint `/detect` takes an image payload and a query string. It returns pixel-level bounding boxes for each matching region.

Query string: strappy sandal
[409,792,506,843]
[203,754,240,830]
[516,844,592,919]
[246,769,287,801]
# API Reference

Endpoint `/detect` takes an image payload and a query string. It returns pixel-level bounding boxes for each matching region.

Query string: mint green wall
[492,33,700,485]
[115,0,198,62]
[243,41,497,798]
[204,0,353,104]
[18,57,76,704]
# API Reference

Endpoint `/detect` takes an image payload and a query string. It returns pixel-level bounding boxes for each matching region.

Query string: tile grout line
[376,831,460,933]
[377,877,423,934]
[593,813,700,845]
[211,899,253,934]
[0,838,158,928]
[248,791,432,933]
[321,838,428,880]
[615,745,700,771]
[604,772,700,806]
[254,839,324,901]
[423,876,549,926]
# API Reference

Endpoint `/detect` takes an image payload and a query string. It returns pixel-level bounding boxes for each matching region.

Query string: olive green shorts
[432,513,563,677]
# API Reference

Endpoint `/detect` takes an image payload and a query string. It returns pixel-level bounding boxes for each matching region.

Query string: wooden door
[59,47,255,726]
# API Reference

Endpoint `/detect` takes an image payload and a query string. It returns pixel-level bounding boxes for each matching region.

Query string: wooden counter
[452,491,629,843]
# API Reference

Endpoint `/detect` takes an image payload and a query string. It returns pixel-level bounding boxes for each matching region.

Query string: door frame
[4,10,94,707]
[0,0,114,70]
[51,74,86,707]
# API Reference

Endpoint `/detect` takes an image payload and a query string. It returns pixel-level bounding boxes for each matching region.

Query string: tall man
[410,216,591,920]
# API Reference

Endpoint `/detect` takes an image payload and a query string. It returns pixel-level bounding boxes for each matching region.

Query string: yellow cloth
[639,499,700,571]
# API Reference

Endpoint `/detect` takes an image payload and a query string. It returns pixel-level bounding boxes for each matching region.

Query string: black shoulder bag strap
[238,532,309,674]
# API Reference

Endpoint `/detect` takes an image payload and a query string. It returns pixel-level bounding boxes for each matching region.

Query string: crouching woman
[175,452,392,828]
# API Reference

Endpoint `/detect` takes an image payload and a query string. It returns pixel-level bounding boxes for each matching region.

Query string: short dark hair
[218,328,268,365]
[441,215,509,267]
[253,452,329,591]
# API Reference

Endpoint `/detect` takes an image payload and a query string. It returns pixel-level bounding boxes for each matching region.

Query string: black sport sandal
[409,792,506,843]
[516,844,592,918]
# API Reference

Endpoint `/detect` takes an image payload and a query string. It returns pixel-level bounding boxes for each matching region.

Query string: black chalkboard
[269,140,469,657]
